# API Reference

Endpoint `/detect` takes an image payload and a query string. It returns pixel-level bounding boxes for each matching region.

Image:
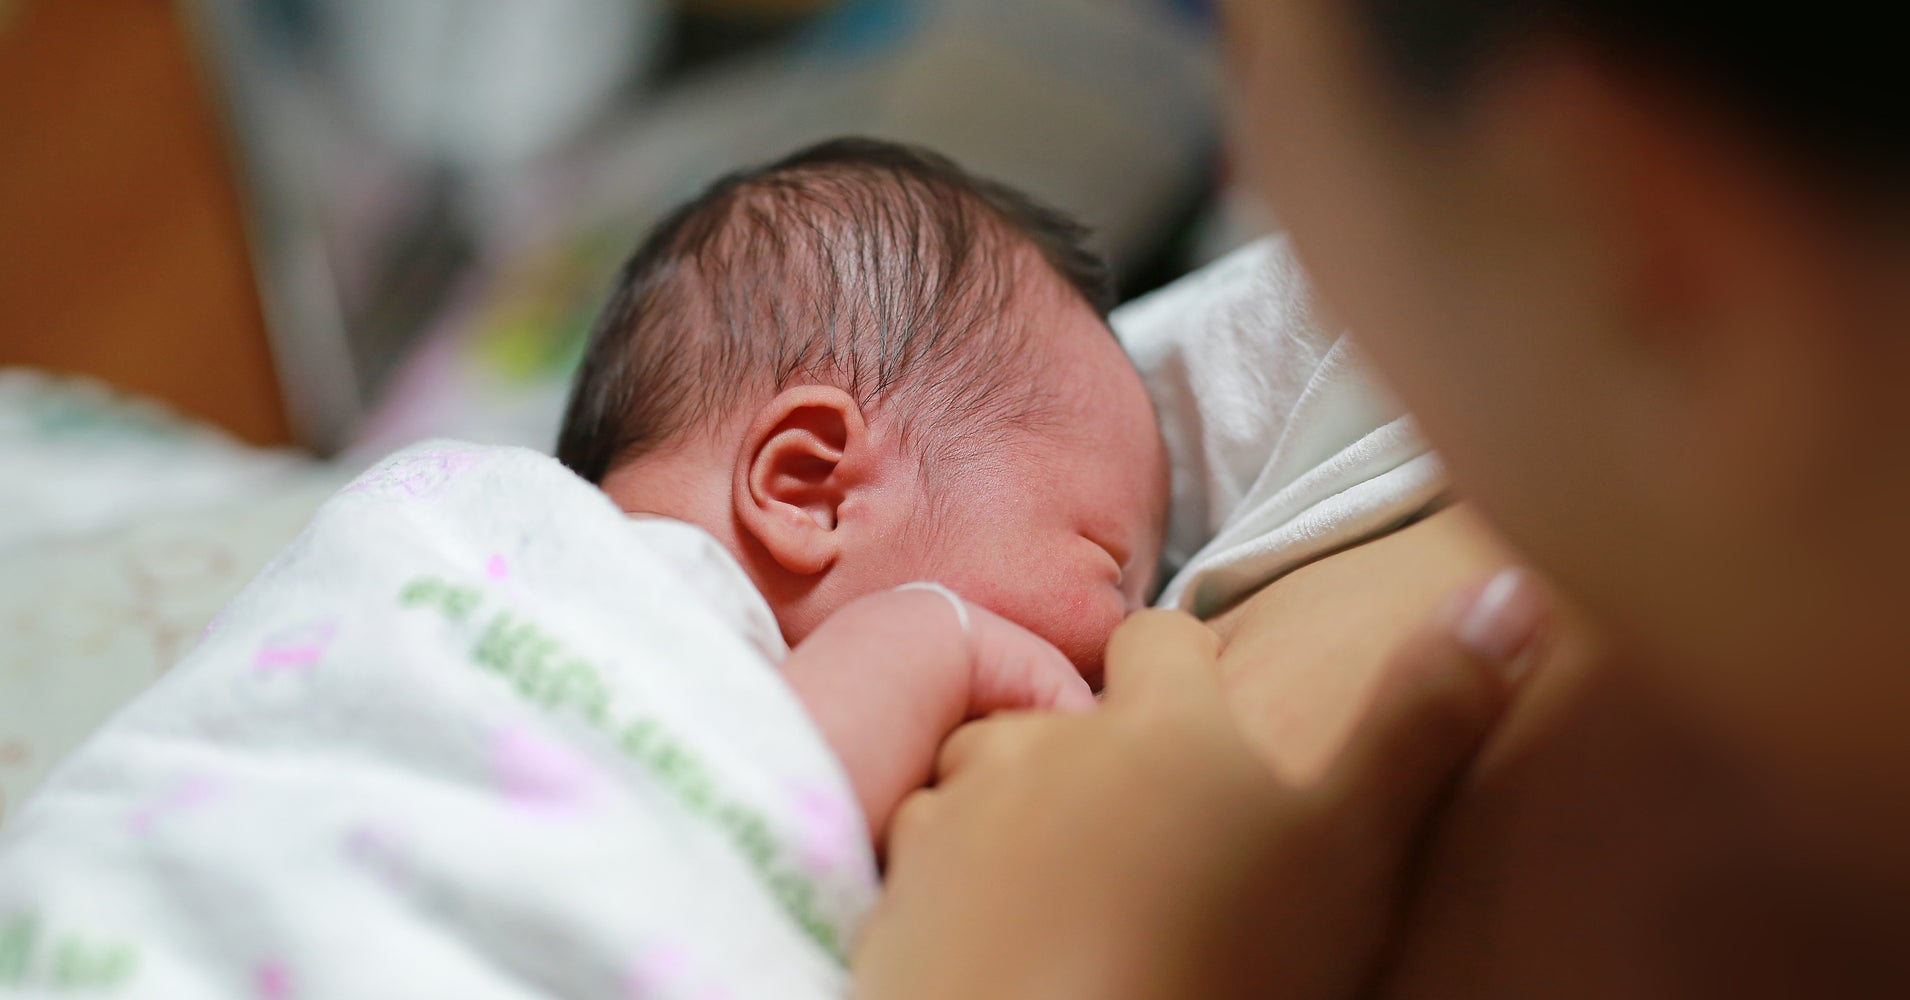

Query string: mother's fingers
[881,786,941,867]
[1101,609,1225,708]
[933,713,1047,783]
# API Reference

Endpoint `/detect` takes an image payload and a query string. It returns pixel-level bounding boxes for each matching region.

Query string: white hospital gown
[0,442,876,998]
[1115,236,1447,617]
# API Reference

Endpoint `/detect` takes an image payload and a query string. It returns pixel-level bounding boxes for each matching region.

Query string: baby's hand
[781,587,1094,844]
[963,599,1099,717]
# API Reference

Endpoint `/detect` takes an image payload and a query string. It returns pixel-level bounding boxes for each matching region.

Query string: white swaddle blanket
[1116,236,1447,617]
[0,443,875,998]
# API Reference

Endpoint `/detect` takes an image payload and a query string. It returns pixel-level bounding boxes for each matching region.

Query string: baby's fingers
[968,621,1096,717]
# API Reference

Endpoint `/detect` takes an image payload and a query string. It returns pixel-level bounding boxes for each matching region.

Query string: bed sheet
[0,371,352,826]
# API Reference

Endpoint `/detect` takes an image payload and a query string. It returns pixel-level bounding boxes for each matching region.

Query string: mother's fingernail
[1452,569,1546,681]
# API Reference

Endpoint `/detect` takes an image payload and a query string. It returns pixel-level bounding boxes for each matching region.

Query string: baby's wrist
[785,585,983,840]
[891,581,972,636]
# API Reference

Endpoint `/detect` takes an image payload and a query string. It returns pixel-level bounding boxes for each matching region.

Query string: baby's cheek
[943,562,1123,680]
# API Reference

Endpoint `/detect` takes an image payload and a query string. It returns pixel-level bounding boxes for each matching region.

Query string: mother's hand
[853,573,1547,1000]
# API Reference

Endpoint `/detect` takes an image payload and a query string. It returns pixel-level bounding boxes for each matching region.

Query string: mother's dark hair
[1357,0,1905,193]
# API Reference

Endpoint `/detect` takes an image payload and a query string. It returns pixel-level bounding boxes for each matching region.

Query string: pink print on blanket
[253,959,295,1000]
[491,723,606,817]
[252,619,339,673]
[342,449,481,502]
[127,772,225,835]
[624,942,731,1000]
[791,783,861,878]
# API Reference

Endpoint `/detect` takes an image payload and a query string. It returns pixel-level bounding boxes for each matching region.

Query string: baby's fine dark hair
[555,137,1116,484]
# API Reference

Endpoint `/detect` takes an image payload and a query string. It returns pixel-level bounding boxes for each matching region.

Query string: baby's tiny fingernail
[1450,569,1546,681]
[1057,679,1099,714]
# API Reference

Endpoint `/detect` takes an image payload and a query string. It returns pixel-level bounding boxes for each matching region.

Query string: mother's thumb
[1326,569,1548,844]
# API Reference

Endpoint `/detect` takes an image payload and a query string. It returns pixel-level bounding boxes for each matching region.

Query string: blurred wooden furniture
[0,0,290,446]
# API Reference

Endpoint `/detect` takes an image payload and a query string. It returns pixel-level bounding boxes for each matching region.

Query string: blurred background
[0,0,1267,817]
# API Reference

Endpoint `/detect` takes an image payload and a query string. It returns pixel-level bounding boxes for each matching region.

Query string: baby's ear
[734,385,870,578]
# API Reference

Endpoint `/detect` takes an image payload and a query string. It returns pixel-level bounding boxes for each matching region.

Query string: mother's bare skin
[1211,505,1514,780]
[1211,506,1834,997]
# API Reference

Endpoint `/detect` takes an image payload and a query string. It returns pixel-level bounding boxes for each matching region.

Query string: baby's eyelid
[1085,532,1130,579]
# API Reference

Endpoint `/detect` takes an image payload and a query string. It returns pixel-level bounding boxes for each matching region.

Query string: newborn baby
[556,137,1170,835]
[0,138,1167,997]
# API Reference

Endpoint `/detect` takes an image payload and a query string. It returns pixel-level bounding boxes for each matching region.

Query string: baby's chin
[1056,639,1104,691]
[1057,592,1129,690]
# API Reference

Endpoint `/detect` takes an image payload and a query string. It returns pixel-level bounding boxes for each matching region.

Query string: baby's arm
[781,586,1095,842]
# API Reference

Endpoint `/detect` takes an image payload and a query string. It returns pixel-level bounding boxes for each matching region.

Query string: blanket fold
[0,443,875,999]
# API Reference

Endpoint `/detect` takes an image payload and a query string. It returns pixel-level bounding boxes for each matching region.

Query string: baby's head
[557,138,1167,679]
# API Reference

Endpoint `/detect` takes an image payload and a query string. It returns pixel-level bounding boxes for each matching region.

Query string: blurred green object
[470,227,622,384]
